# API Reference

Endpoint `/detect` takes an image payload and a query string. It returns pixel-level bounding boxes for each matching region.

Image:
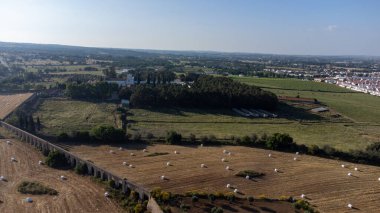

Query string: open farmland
[34,99,119,136]
[0,135,121,213]
[128,108,373,151]
[0,93,34,120]
[70,143,380,212]
[232,77,380,123]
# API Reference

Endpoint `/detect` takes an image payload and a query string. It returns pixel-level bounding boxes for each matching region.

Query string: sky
[0,0,379,56]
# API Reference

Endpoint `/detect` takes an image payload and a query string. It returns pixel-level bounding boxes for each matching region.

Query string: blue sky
[0,0,379,55]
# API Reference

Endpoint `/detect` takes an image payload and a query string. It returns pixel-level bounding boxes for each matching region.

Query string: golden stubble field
[71,143,380,213]
[0,138,121,213]
[0,93,34,120]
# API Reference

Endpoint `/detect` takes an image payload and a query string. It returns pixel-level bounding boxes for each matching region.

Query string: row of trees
[130,76,278,110]
[65,82,118,100]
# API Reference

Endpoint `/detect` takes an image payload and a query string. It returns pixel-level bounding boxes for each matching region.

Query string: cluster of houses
[232,108,278,118]
[336,77,380,97]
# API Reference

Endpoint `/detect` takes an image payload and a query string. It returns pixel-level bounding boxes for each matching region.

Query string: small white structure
[225,166,230,170]
[223,150,228,154]
[274,168,278,172]
[296,152,299,155]
[200,144,203,147]
[233,189,238,193]
[301,194,305,199]
[38,160,43,165]
[109,150,114,154]
[0,176,4,181]
[119,147,123,151]
[6,140,11,145]
[268,153,272,158]
[60,175,66,180]
[174,150,179,154]
[341,164,345,168]
[348,203,353,209]
[161,175,166,180]
[11,157,16,162]
[143,149,147,152]
[228,152,232,156]
[293,157,297,161]
[129,164,133,168]
[166,162,171,166]
[201,164,206,168]
[354,167,358,171]
[25,197,33,203]
[348,173,352,176]
[104,192,110,197]
[226,184,231,188]
[378,177,380,181]
[221,158,226,162]
[122,162,127,166]
[130,153,135,156]
[245,175,250,179]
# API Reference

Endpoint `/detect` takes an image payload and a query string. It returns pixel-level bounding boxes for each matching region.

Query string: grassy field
[128,77,380,151]
[232,77,380,123]
[34,99,118,136]
[128,108,373,151]
[70,143,380,212]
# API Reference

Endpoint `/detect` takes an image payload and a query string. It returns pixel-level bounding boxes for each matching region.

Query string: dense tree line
[129,76,278,110]
[65,81,118,100]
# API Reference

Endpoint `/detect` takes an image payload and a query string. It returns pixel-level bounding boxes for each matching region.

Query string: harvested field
[0,93,34,120]
[0,137,121,213]
[70,143,380,212]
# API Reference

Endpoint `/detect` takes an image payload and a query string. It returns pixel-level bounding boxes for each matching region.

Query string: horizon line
[1,40,379,58]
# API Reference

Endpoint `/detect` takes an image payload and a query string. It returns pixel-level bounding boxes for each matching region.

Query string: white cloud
[326,25,338,32]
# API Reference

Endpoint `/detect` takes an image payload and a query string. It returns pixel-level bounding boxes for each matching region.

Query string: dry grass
[0,93,34,120]
[0,136,121,213]
[70,143,380,212]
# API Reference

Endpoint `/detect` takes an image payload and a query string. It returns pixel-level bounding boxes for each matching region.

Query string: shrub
[189,133,196,143]
[45,150,68,168]
[166,131,182,144]
[211,207,223,213]
[17,181,58,195]
[146,132,154,139]
[132,132,142,141]
[240,135,251,145]
[134,203,143,213]
[91,125,125,142]
[57,132,69,142]
[266,133,295,150]
[74,163,88,175]
[73,131,90,141]
[225,192,235,203]
[293,199,316,212]
[308,144,321,155]
[247,196,254,204]
[208,194,216,203]
[235,170,265,178]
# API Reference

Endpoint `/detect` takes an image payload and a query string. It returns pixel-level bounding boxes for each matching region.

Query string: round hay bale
[226,184,231,188]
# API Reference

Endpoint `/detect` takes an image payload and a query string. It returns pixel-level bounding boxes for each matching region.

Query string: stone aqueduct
[0,121,150,200]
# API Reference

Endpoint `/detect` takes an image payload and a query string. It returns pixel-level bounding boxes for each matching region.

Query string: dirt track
[0,93,34,120]
[71,143,380,213]
[0,138,122,213]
